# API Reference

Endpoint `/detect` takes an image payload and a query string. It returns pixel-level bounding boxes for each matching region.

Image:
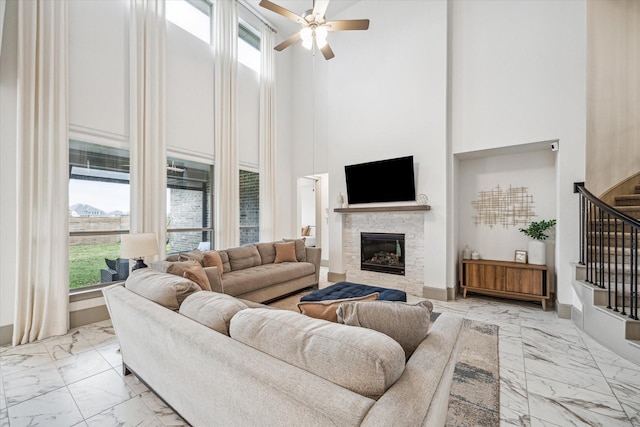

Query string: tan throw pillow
[183,263,212,292]
[203,251,224,272]
[166,260,197,278]
[274,241,298,264]
[337,300,434,359]
[298,293,379,322]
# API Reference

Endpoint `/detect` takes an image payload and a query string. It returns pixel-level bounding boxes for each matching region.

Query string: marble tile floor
[1,294,639,426]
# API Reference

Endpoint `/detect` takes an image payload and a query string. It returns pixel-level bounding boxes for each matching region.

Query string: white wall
[450,0,586,305]
[318,0,449,289]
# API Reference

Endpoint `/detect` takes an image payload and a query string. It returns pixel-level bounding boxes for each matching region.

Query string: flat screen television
[345,156,416,204]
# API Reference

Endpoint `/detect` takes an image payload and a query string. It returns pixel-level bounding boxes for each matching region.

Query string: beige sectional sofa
[103,269,465,427]
[154,239,321,303]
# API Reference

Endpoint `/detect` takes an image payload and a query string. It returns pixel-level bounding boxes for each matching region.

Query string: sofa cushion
[230,308,405,400]
[183,262,212,292]
[218,250,231,273]
[179,292,248,335]
[203,251,224,271]
[256,242,276,265]
[282,238,307,262]
[298,293,380,323]
[125,268,201,310]
[222,262,315,297]
[274,241,298,264]
[337,300,434,359]
[178,249,204,265]
[226,245,261,271]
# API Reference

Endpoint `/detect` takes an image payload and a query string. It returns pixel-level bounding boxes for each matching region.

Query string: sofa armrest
[204,267,223,293]
[305,247,322,284]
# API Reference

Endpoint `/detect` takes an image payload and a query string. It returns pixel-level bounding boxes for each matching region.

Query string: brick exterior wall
[239,170,259,245]
[168,187,211,253]
[343,212,425,297]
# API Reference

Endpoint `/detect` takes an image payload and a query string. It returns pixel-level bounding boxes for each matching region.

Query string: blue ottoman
[300,281,407,303]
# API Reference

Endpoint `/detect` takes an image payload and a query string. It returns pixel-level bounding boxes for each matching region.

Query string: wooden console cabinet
[459,259,550,310]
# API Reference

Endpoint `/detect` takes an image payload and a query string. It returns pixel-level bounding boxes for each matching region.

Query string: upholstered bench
[301,281,407,303]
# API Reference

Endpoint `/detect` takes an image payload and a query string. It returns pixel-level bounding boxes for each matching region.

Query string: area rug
[268,291,500,425]
[445,318,500,426]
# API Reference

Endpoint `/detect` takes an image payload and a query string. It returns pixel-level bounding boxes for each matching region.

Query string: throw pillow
[297,293,379,323]
[183,262,212,292]
[203,251,224,273]
[337,299,434,359]
[274,241,297,264]
[282,238,306,262]
[178,248,204,265]
[166,260,197,278]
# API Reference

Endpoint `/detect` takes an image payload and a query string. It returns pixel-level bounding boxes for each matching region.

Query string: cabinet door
[505,268,544,295]
[466,264,505,290]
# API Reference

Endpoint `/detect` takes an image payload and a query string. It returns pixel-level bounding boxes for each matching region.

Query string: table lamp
[120,233,159,271]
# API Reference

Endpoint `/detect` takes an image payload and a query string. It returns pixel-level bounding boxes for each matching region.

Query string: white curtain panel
[0,0,6,57]
[213,0,239,249]
[259,23,276,242]
[14,0,69,345]
[129,0,167,259]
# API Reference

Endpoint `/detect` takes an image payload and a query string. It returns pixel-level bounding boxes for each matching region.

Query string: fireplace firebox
[360,232,405,275]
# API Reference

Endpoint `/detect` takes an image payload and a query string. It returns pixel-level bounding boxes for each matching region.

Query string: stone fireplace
[341,209,427,297]
[360,232,405,275]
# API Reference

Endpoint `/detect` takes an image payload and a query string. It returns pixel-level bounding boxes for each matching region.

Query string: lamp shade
[120,233,159,259]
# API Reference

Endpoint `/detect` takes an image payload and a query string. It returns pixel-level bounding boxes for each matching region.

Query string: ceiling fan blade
[325,19,370,31]
[312,0,330,19]
[259,0,305,24]
[320,43,335,60]
[274,32,301,51]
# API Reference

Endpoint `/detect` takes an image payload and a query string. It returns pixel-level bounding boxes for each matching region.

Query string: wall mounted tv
[345,156,416,204]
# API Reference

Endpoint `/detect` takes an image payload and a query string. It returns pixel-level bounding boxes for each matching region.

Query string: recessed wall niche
[456,143,556,263]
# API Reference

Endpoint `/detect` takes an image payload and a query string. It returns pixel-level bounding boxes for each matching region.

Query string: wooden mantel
[334,205,431,213]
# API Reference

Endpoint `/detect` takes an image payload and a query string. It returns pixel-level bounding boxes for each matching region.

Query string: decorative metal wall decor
[471,185,536,228]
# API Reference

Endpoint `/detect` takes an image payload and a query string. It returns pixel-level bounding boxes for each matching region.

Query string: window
[68,141,130,289]
[166,157,214,253]
[238,22,260,73]
[166,0,212,44]
[239,170,259,245]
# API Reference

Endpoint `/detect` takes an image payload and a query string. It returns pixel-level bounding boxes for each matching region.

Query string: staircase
[574,179,640,365]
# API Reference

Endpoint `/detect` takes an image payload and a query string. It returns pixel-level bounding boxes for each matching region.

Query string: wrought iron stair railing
[576,183,639,320]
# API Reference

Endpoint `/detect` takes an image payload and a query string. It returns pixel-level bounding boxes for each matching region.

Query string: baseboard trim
[327,271,347,282]
[556,301,572,319]
[69,305,111,329]
[423,286,451,302]
[0,324,13,346]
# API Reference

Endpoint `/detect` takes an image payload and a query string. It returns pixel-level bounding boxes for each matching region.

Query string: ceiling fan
[259,0,369,60]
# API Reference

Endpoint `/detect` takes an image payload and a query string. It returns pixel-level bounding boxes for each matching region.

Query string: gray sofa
[154,239,321,303]
[103,270,465,427]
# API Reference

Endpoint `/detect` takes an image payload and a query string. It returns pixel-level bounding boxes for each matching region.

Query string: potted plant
[519,219,556,265]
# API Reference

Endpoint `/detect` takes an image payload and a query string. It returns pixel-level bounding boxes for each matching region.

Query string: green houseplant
[519,219,557,241]
[519,219,556,265]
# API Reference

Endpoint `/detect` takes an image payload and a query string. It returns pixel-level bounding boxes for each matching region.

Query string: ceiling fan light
[315,26,328,39]
[300,27,313,50]
[315,36,328,49]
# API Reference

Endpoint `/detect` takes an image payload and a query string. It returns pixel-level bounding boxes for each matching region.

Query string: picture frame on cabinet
[514,250,528,264]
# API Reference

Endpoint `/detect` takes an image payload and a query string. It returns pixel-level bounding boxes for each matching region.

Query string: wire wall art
[471,185,536,228]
